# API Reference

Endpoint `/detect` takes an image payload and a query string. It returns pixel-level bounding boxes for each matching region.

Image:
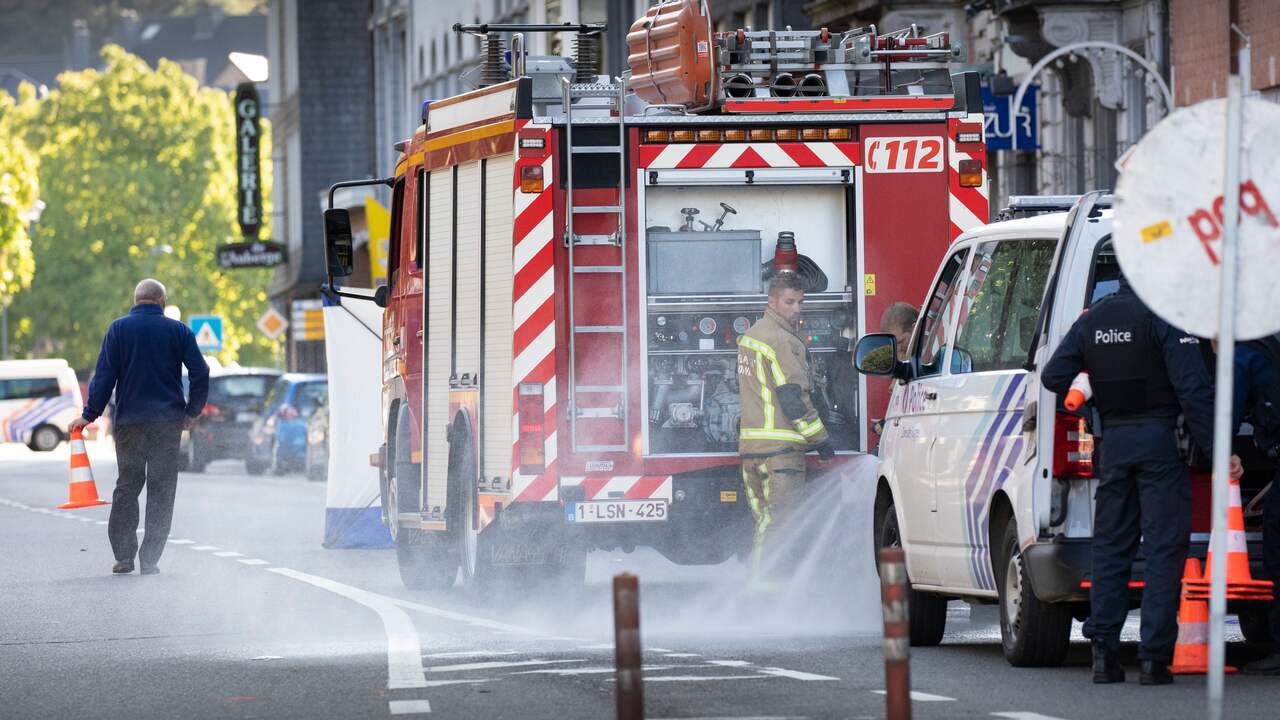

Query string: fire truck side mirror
[323,208,355,279]
[373,285,389,308]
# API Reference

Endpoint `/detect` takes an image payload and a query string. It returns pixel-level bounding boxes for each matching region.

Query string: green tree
[0,93,39,306]
[5,44,276,370]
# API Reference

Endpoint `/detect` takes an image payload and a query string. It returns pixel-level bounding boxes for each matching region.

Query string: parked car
[853,192,1270,667]
[0,359,82,451]
[305,395,329,483]
[247,374,328,475]
[180,368,282,472]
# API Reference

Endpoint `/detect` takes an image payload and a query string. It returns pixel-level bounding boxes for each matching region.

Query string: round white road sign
[1113,97,1280,340]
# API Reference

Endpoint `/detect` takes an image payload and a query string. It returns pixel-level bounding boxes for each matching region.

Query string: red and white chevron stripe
[638,141,860,169]
[947,113,990,238]
[510,121,560,503]
[560,475,674,502]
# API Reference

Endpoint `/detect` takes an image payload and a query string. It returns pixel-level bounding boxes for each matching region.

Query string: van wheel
[28,424,62,452]
[876,498,948,646]
[390,407,457,592]
[1238,609,1272,645]
[996,520,1071,666]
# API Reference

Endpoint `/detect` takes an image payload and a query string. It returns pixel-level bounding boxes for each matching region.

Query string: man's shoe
[1092,644,1125,684]
[1139,660,1174,685]
[139,565,159,575]
[1243,653,1280,675]
[111,561,134,574]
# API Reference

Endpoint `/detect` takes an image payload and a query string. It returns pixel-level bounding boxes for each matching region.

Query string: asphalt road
[2,440,1277,720]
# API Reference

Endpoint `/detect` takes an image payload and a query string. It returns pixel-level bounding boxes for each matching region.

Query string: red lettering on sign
[1184,179,1279,266]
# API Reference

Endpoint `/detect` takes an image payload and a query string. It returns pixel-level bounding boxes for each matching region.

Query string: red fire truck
[322,0,988,590]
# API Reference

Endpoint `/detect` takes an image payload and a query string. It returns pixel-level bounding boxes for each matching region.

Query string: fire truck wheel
[391,405,458,592]
[449,416,492,593]
[995,518,1071,667]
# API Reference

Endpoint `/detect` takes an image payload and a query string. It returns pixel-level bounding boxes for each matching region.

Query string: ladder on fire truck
[561,77,629,453]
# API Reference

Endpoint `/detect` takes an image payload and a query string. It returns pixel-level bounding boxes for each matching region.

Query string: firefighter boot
[1092,643,1125,684]
[1140,660,1174,685]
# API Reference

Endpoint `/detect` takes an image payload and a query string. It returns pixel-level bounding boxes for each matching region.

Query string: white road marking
[96,520,107,525]
[422,679,492,688]
[707,660,753,668]
[168,539,194,544]
[650,647,673,652]
[423,651,519,659]
[191,546,219,551]
[251,655,284,661]
[213,551,244,557]
[77,516,95,522]
[238,559,270,566]
[388,699,432,715]
[756,667,838,682]
[512,665,678,676]
[267,567,426,690]
[578,643,614,650]
[663,653,702,658]
[991,713,1072,720]
[644,675,772,682]
[871,690,956,702]
[391,597,543,635]
[427,659,581,673]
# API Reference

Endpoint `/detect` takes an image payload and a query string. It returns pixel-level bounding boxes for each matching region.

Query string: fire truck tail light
[826,127,851,140]
[672,129,696,143]
[518,382,546,474]
[519,165,544,194]
[958,159,983,187]
[723,129,747,142]
[1053,411,1094,479]
[801,128,825,141]
[749,128,773,141]
[644,129,671,143]
[697,129,722,142]
[775,128,800,141]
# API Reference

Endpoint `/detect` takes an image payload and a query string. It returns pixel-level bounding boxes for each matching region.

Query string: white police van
[0,359,83,451]
[856,193,1122,666]
[856,191,1274,666]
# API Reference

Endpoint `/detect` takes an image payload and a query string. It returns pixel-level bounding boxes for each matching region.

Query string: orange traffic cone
[1185,474,1274,600]
[1171,558,1237,674]
[57,427,110,510]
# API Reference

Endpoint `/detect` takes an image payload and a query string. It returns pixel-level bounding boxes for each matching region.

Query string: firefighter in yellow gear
[737,272,833,582]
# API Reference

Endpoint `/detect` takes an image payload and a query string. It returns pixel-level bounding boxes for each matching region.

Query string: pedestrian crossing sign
[190,315,224,351]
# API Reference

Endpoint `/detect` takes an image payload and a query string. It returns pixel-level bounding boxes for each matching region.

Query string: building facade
[267,0,375,372]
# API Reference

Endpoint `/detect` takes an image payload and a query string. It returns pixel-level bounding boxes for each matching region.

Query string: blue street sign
[190,315,224,352]
[982,84,1039,151]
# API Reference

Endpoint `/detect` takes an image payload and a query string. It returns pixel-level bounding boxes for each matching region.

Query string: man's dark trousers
[108,422,184,567]
[1266,473,1280,646]
[1083,423,1191,663]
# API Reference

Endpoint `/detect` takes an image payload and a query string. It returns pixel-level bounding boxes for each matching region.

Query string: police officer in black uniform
[1043,273,1215,686]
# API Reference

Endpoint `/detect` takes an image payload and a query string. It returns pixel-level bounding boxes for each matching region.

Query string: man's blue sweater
[83,304,209,426]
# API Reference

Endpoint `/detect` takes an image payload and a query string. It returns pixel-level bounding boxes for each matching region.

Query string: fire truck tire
[995,518,1071,667]
[450,416,493,593]
[391,405,458,592]
[874,490,948,646]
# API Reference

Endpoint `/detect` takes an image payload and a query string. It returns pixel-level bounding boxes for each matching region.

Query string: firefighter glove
[776,383,807,421]
[814,442,835,460]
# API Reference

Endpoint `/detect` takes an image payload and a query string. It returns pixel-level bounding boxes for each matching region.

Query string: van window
[414,169,426,266]
[1088,236,1120,306]
[0,377,61,401]
[209,375,274,401]
[915,249,969,378]
[951,238,1055,374]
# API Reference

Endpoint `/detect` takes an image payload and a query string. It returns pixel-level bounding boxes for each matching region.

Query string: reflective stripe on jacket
[737,308,829,455]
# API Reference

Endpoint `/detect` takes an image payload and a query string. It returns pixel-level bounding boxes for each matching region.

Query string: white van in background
[0,359,83,451]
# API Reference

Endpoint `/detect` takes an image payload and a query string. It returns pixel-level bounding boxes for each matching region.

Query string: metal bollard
[614,573,644,720]
[879,547,912,720]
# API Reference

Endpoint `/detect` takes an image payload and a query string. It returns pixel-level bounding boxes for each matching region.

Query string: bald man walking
[70,279,208,575]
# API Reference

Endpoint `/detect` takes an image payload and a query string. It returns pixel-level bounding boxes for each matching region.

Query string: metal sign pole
[1207,74,1243,720]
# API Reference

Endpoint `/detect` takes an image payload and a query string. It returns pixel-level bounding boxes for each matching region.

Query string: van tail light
[518,382,546,474]
[278,404,300,421]
[1053,411,1094,478]
[958,158,983,187]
